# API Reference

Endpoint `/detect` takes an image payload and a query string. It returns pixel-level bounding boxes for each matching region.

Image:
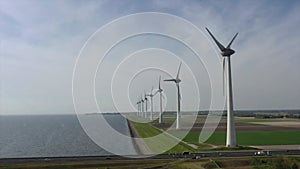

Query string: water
[0,114,136,158]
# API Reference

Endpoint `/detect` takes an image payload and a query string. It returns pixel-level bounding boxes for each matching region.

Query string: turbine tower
[154,76,164,123]
[164,63,182,130]
[206,27,238,147]
[146,87,155,120]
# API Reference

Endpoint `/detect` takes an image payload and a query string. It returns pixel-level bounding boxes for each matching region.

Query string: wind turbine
[146,87,155,120]
[144,91,148,118]
[141,95,144,118]
[154,76,164,123]
[137,100,141,117]
[164,62,182,130]
[206,27,238,147]
[136,101,140,117]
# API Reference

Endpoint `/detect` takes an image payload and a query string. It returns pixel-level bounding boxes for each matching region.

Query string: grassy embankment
[131,121,196,154]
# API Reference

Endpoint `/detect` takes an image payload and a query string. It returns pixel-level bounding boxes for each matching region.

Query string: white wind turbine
[137,100,142,117]
[136,101,140,117]
[140,95,144,118]
[146,87,155,121]
[144,91,148,118]
[154,76,164,123]
[164,63,182,130]
[206,27,238,147]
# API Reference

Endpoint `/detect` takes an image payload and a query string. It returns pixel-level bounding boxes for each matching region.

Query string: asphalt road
[1,150,300,165]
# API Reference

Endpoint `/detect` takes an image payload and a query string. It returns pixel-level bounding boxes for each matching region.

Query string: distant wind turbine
[164,62,182,130]
[144,91,148,118]
[146,87,155,120]
[136,101,140,117]
[154,76,164,123]
[206,27,238,147]
[137,100,142,117]
[141,95,144,118]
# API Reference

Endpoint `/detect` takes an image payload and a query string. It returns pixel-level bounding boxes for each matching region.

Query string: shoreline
[126,118,143,155]
[126,118,154,155]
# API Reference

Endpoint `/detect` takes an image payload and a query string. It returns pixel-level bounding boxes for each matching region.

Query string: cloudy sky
[1,0,299,115]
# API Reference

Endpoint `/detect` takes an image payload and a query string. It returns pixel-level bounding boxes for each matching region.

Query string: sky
[1,0,300,115]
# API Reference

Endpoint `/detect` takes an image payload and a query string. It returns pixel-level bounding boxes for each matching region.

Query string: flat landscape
[2,115,300,169]
[132,115,300,150]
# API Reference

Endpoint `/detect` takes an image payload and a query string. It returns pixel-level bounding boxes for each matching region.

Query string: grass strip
[131,121,196,154]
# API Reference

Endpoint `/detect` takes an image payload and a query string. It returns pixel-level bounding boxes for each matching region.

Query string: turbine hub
[221,49,235,57]
[176,79,181,83]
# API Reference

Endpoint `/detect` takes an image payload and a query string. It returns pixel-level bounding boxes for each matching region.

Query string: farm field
[151,116,300,147]
[172,131,300,145]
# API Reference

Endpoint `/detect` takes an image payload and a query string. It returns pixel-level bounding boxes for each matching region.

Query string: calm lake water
[0,114,136,158]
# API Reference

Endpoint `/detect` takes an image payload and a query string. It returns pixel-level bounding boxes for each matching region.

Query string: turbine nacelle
[157,88,163,93]
[221,49,235,57]
[144,91,148,101]
[164,62,182,84]
[146,86,155,97]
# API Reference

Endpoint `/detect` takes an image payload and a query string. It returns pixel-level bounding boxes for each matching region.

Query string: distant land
[85,109,300,116]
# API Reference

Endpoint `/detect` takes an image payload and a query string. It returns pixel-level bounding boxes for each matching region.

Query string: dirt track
[250,121,300,127]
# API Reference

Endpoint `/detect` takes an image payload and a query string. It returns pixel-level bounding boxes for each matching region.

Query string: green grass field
[174,131,300,145]
[131,121,196,153]
[132,121,160,138]
[163,117,278,123]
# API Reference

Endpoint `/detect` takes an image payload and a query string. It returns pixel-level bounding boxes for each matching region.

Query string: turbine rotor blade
[164,79,176,82]
[226,33,238,48]
[161,92,166,100]
[153,90,159,96]
[151,86,154,95]
[205,27,225,51]
[159,75,161,90]
[176,62,182,79]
